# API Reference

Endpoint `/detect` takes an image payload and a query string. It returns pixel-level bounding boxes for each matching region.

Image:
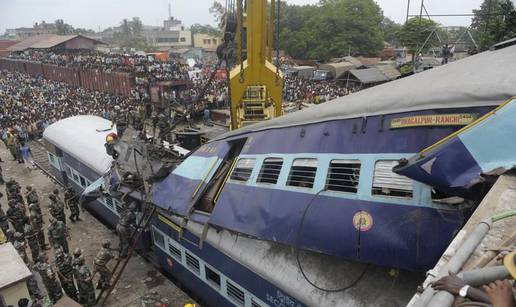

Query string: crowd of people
[9,50,191,83]
[283,75,351,104]
[0,70,139,142]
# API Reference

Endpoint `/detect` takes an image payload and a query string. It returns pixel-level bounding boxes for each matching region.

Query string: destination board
[390,114,477,129]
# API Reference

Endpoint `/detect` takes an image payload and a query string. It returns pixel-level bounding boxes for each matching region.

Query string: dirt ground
[0,142,195,307]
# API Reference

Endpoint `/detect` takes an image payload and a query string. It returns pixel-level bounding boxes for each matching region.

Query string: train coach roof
[215,44,516,141]
[43,115,114,174]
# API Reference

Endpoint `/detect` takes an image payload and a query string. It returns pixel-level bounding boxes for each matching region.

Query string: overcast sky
[0,0,485,34]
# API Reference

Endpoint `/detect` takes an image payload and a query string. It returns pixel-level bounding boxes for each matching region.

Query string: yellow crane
[228,0,284,129]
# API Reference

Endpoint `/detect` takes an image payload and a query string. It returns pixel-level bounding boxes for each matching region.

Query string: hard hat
[184,304,197,307]
[503,251,516,279]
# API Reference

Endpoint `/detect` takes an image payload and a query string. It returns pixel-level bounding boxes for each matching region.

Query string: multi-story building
[5,21,58,40]
[193,33,222,51]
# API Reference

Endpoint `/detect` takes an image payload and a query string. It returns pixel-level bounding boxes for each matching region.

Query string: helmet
[73,248,83,257]
[102,240,111,248]
[48,194,56,200]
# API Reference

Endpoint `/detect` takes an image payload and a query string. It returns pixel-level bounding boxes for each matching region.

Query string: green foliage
[210,1,226,31]
[190,24,222,36]
[55,19,94,36]
[381,17,402,46]
[397,17,440,55]
[113,17,150,50]
[471,0,516,50]
[279,0,385,60]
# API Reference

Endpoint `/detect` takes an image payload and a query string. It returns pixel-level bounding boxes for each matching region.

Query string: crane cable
[275,0,281,85]
[238,0,245,83]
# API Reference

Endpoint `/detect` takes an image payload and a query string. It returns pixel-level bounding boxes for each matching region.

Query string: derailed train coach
[42,115,127,226]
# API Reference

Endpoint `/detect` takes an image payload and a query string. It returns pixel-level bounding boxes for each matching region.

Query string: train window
[257,158,283,184]
[65,166,71,177]
[230,158,256,182]
[226,281,245,306]
[287,158,318,189]
[185,251,200,275]
[80,176,87,187]
[205,266,221,289]
[168,242,182,261]
[152,228,165,248]
[326,160,361,193]
[104,196,114,209]
[252,299,265,307]
[48,153,55,163]
[372,160,413,198]
[72,172,79,183]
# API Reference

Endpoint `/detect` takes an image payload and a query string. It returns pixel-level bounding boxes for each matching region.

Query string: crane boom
[229,0,283,130]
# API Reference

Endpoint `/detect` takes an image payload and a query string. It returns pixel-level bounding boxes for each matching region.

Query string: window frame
[286,158,318,189]
[230,158,256,183]
[325,159,361,194]
[256,157,283,185]
[371,160,414,199]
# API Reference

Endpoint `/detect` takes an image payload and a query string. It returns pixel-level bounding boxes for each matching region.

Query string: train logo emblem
[353,211,373,232]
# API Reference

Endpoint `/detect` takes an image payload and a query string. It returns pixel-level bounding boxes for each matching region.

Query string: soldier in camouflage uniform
[94,240,115,289]
[75,255,96,306]
[0,201,10,234]
[29,203,47,249]
[4,228,14,243]
[26,267,41,298]
[47,218,70,253]
[64,187,81,222]
[44,267,64,304]
[23,222,40,262]
[13,232,29,263]
[54,246,78,301]
[25,186,40,206]
[48,193,66,225]
[72,247,83,268]
[116,202,137,257]
[7,199,27,233]
[157,113,172,143]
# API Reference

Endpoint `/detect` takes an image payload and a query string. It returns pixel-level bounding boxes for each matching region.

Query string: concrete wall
[193,33,221,50]
[1,281,30,306]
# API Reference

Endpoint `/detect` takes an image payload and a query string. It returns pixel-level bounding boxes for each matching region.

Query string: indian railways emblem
[353,211,373,232]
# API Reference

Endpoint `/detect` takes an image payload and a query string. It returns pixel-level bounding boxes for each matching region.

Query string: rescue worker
[7,199,27,233]
[29,203,47,249]
[111,105,128,138]
[157,113,171,143]
[26,267,41,298]
[48,193,66,225]
[25,186,39,205]
[54,246,78,301]
[94,240,115,289]
[75,255,96,306]
[44,267,64,304]
[47,217,70,253]
[116,202,137,257]
[13,231,29,263]
[23,222,40,262]
[34,254,51,291]
[6,132,19,161]
[0,162,4,185]
[72,247,83,268]
[64,187,81,222]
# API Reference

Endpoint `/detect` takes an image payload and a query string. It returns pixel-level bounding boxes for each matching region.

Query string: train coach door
[192,138,247,214]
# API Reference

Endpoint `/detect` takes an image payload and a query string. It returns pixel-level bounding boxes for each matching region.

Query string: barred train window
[205,266,221,289]
[230,158,256,182]
[372,160,413,198]
[257,158,283,184]
[287,158,318,188]
[226,281,245,306]
[326,160,361,193]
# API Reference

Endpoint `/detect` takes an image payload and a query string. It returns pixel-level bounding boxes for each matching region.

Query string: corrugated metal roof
[375,64,401,80]
[342,56,363,67]
[0,40,19,50]
[7,34,104,51]
[348,68,389,84]
[29,34,78,49]
[7,34,54,51]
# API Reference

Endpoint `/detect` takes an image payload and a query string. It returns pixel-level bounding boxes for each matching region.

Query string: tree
[55,19,73,35]
[131,17,143,38]
[381,17,402,46]
[471,0,516,50]
[209,1,226,31]
[397,17,440,56]
[279,0,384,60]
[190,24,222,36]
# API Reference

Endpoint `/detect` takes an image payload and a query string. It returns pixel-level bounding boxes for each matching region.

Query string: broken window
[287,158,318,188]
[372,160,413,198]
[326,160,361,193]
[257,158,283,184]
[230,158,256,182]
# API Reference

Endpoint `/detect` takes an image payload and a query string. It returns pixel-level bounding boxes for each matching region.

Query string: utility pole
[168,2,172,20]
